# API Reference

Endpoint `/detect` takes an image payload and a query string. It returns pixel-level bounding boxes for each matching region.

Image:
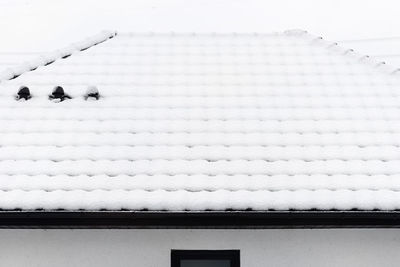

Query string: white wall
[0,229,400,267]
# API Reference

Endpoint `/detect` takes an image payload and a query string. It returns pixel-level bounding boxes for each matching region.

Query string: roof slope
[340,37,400,68]
[0,31,116,81]
[1,30,400,211]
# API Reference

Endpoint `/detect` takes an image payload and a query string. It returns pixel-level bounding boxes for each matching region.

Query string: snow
[0,133,399,147]
[340,38,400,67]
[85,85,99,100]
[0,31,116,81]
[1,174,400,192]
[1,30,400,211]
[2,0,400,78]
[1,189,400,211]
[0,145,398,161]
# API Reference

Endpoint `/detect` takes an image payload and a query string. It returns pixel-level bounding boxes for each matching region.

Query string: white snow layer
[0,31,116,82]
[1,30,400,211]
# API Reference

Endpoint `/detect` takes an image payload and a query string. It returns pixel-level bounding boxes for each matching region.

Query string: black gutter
[1,211,400,229]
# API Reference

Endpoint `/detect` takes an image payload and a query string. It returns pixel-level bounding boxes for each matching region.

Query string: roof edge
[284,29,400,75]
[0,30,117,82]
[1,211,400,229]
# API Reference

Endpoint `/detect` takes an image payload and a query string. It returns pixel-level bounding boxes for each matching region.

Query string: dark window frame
[171,250,240,267]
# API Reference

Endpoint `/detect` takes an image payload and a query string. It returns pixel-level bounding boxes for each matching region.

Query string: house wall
[0,229,399,267]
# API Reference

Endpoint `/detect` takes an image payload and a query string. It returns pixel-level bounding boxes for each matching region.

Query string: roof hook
[84,86,100,100]
[15,86,32,101]
[49,86,71,102]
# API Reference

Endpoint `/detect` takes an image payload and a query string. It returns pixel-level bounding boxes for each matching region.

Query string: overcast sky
[0,0,400,52]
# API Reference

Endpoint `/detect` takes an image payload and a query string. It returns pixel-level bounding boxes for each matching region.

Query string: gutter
[0,211,400,229]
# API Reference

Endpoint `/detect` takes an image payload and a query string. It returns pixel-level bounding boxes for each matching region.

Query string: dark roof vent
[84,86,100,100]
[16,86,31,101]
[49,86,71,102]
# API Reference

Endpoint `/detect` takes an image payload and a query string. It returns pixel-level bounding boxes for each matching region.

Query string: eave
[1,211,400,229]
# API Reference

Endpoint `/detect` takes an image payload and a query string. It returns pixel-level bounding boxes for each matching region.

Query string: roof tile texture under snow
[1,30,400,211]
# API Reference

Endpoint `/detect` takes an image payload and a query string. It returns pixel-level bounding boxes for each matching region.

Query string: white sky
[0,0,400,52]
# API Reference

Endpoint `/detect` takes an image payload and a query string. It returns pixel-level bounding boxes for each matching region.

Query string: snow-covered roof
[1,30,400,211]
[340,37,400,68]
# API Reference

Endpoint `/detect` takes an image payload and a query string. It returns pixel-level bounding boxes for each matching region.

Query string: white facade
[1,229,400,266]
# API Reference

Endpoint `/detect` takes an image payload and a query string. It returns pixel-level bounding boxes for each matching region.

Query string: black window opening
[171,250,240,267]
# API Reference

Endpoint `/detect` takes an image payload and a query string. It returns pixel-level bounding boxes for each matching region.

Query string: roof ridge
[0,30,117,83]
[116,32,282,37]
[339,36,400,42]
[284,29,400,75]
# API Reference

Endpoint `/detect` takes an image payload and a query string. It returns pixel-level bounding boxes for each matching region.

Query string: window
[171,250,240,267]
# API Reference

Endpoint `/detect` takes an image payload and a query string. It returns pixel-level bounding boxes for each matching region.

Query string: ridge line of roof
[339,36,400,42]
[284,29,400,75]
[0,30,117,83]
[116,32,282,37]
